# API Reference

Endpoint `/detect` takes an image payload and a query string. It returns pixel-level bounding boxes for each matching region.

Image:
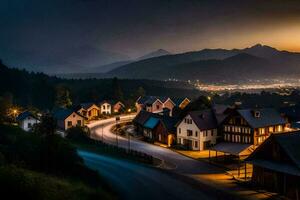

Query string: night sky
[1,0,300,72]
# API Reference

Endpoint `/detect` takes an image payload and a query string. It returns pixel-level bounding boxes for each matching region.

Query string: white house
[16,111,40,132]
[176,109,218,151]
[99,101,112,114]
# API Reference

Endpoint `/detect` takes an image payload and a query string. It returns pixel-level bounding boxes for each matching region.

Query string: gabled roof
[211,142,253,156]
[53,108,85,120]
[133,110,179,133]
[173,97,190,107]
[246,131,300,176]
[136,96,166,105]
[80,103,98,110]
[133,110,153,125]
[99,100,112,105]
[188,109,218,130]
[237,108,286,128]
[212,104,229,125]
[16,111,37,121]
[160,115,178,133]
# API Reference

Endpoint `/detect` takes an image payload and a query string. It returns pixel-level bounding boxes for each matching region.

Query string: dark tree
[55,85,72,108]
[33,114,57,136]
[112,77,124,101]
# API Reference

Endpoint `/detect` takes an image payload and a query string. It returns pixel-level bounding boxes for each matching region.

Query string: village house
[135,96,190,114]
[211,107,289,158]
[76,103,100,120]
[221,107,288,145]
[53,108,86,130]
[111,101,125,113]
[99,100,112,115]
[133,110,178,147]
[160,97,176,111]
[246,132,300,199]
[176,109,218,151]
[136,96,164,113]
[16,111,40,132]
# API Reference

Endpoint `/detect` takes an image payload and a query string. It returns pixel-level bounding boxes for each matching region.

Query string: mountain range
[104,44,300,82]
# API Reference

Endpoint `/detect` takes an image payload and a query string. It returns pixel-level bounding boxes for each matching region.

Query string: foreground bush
[0,165,114,200]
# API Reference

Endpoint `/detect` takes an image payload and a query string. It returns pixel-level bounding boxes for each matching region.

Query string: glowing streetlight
[127,108,131,113]
[207,96,211,101]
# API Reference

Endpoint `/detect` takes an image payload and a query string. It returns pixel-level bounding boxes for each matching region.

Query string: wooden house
[133,110,178,146]
[246,132,300,199]
[221,107,288,146]
[76,103,100,120]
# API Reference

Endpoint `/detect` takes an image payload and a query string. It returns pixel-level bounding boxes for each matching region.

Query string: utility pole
[116,116,120,147]
[127,132,131,152]
[101,124,104,142]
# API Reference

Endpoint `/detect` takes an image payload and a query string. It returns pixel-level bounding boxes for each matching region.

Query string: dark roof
[133,110,179,133]
[237,108,286,128]
[211,142,253,156]
[53,108,86,120]
[136,96,169,105]
[246,132,300,176]
[274,132,300,170]
[53,108,74,120]
[160,115,178,133]
[280,105,300,122]
[212,104,229,125]
[133,110,153,125]
[189,109,218,130]
[173,97,190,106]
[80,103,97,110]
[16,111,37,121]
[99,100,112,105]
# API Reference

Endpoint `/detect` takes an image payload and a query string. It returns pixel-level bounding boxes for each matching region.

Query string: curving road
[78,150,218,200]
[80,115,237,200]
[87,115,224,175]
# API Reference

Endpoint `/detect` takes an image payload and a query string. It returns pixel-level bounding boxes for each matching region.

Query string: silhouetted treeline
[0,60,201,110]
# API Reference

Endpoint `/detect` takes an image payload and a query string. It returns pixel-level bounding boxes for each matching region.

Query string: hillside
[137,49,171,60]
[0,61,200,110]
[105,44,300,82]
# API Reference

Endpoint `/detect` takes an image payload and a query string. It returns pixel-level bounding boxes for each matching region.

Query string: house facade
[112,101,125,113]
[133,110,177,147]
[222,108,288,146]
[77,103,100,120]
[246,132,300,199]
[161,97,175,111]
[16,111,40,132]
[99,101,112,114]
[176,110,218,151]
[53,109,86,130]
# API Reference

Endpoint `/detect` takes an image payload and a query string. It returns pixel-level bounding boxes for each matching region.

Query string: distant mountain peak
[137,49,171,60]
[243,43,279,58]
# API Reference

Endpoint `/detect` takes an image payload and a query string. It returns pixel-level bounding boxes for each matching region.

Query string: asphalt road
[78,150,218,200]
[87,115,224,175]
